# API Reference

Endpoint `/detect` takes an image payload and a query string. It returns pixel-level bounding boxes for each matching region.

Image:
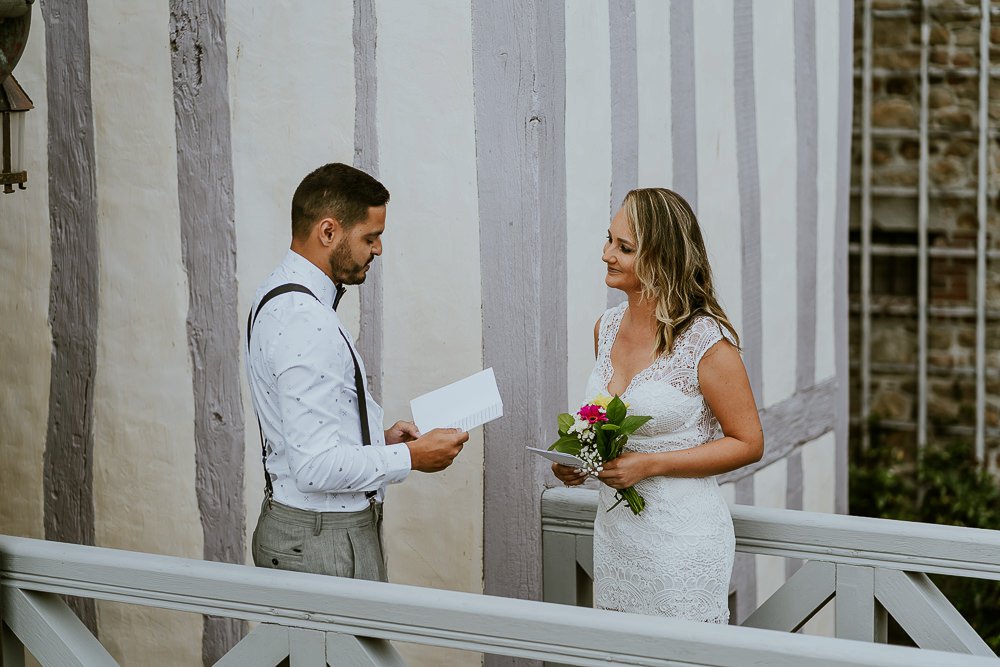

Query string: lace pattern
[587,302,736,624]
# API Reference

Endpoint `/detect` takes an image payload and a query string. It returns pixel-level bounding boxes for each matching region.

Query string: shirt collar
[282,249,339,309]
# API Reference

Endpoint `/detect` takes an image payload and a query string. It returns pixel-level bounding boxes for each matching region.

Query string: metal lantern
[0,75,31,193]
[0,0,34,194]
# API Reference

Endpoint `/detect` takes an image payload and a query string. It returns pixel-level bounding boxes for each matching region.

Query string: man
[245,162,468,581]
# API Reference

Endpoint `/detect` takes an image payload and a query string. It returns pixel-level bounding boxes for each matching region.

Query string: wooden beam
[2,589,116,667]
[742,560,835,632]
[213,623,289,667]
[875,570,994,656]
[325,632,406,667]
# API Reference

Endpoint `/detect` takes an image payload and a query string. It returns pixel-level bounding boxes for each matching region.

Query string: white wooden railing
[541,487,1000,660]
[2,533,995,666]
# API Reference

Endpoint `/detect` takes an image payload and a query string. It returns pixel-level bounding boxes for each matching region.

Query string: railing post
[542,531,578,606]
[835,565,888,643]
[1,621,25,667]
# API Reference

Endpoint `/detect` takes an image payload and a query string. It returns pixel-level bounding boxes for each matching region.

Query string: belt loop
[313,512,322,536]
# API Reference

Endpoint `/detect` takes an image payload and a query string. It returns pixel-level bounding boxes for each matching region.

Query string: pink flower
[578,403,608,424]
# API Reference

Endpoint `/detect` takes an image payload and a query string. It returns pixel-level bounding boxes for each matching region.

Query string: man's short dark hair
[291,163,390,240]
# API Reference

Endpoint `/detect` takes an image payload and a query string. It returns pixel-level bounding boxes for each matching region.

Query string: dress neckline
[604,303,663,399]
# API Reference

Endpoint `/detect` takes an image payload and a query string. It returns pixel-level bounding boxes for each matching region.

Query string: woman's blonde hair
[622,188,740,356]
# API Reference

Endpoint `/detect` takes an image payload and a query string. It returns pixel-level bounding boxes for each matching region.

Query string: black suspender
[247,282,377,505]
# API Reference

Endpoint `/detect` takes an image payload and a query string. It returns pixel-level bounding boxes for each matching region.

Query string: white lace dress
[585,303,736,623]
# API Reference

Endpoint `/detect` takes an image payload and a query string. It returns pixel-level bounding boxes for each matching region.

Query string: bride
[552,188,763,623]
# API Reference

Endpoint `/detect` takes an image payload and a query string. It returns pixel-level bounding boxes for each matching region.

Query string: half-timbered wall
[0,2,852,665]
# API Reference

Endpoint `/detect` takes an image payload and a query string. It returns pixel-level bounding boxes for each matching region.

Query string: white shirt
[245,250,411,511]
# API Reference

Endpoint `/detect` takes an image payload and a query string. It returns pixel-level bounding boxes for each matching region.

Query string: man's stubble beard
[329,237,370,286]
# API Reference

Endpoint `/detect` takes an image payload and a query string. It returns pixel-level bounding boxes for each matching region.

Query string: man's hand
[551,462,587,486]
[385,420,421,445]
[406,428,468,472]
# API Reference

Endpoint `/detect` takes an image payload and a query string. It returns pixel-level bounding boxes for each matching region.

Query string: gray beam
[742,560,835,632]
[40,0,99,633]
[326,632,406,666]
[353,0,384,403]
[213,624,289,667]
[169,0,246,660]
[670,0,697,209]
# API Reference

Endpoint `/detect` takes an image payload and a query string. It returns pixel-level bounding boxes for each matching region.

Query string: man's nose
[373,239,382,256]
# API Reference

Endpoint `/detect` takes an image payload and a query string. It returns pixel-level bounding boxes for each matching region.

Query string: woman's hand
[552,462,588,486]
[597,452,652,489]
[385,420,421,445]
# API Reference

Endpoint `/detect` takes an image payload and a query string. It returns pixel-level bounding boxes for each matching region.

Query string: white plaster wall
[693,0,743,337]
[815,0,841,384]
[754,0,798,407]
[226,1,358,555]
[636,0,672,189]
[752,458,789,606]
[376,2,484,665]
[565,1,613,410]
[87,1,202,663]
[0,13,48,541]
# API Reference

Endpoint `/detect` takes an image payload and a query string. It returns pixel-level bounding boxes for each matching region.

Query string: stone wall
[849,0,1000,469]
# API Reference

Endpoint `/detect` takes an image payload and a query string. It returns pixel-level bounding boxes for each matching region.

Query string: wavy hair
[622,188,740,356]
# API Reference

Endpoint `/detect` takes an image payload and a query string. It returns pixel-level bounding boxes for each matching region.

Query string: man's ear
[315,217,342,248]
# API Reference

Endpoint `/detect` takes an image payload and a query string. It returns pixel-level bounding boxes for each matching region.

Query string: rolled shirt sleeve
[270,305,410,495]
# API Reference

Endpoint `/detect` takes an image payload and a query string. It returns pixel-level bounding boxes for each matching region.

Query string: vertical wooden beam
[834,0,854,514]
[670,0,697,211]
[169,0,246,661]
[732,476,757,623]
[835,564,886,643]
[542,531,578,606]
[1,621,25,667]
[733,0,763,404]
[859,0,874,453]
[607,0,638,308]
[917,0,930,456]
[39,0,99,633]
[354,0,384,403]
[794,0,818,393]
[974,0,989,462]
[473,1,567,665]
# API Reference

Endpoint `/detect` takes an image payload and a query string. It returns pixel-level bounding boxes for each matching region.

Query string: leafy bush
[850,440,1000,654]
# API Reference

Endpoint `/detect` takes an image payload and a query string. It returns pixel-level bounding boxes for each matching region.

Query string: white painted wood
[743,560,835,632]
[2,588,117,667]
[753,457,788,606]
[916,0,930,454]
[289,628,325,666]
[1,619,25,667]
[575,535,594,580]
[213,623,289,667]
[542,488,1000,579]
[860,0,873,451]
[326,632,407,667]
[875,570,994,656]
[835,565,878,642]
[2,535,993,667]
[975,0,990,461]
[542,531,578,606]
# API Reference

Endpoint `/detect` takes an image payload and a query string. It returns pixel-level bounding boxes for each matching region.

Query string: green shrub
[850,440,1000,654]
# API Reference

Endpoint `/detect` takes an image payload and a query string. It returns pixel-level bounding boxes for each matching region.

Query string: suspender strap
[247,282,377,504]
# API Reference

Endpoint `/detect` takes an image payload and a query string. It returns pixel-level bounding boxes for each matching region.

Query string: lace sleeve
[689,316,738,370]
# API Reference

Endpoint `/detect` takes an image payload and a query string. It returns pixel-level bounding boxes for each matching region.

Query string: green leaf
[606,396,626,424]
[548,435,581,456]
[600,423,620,431]
[617,415,652,437]
[557,413,575,433]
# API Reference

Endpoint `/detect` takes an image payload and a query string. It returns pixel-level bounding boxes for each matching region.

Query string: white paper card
[526,447,584,467]
[410,368,503,433]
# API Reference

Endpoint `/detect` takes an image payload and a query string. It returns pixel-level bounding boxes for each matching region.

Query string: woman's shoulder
[677,314,738,358]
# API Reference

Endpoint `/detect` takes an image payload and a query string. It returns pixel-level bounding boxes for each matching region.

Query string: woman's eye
[620,245,633,254]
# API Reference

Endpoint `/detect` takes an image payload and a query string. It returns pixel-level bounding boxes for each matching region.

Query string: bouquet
[549,394,652,514]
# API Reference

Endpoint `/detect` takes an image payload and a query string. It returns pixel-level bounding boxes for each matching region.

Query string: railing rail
[2,533,994,666]
[541,487,1000,659]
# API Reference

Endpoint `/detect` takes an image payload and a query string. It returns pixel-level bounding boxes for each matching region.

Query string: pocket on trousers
[254,544,305,571]
[254,513,307,562]
[347,525,386,582]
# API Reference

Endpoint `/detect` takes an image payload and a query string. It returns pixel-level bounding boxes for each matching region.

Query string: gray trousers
[252,499,387,582]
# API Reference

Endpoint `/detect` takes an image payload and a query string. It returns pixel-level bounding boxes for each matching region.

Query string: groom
[245,162,468,581]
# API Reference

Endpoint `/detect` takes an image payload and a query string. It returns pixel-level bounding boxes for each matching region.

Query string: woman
[552,188,763,624]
